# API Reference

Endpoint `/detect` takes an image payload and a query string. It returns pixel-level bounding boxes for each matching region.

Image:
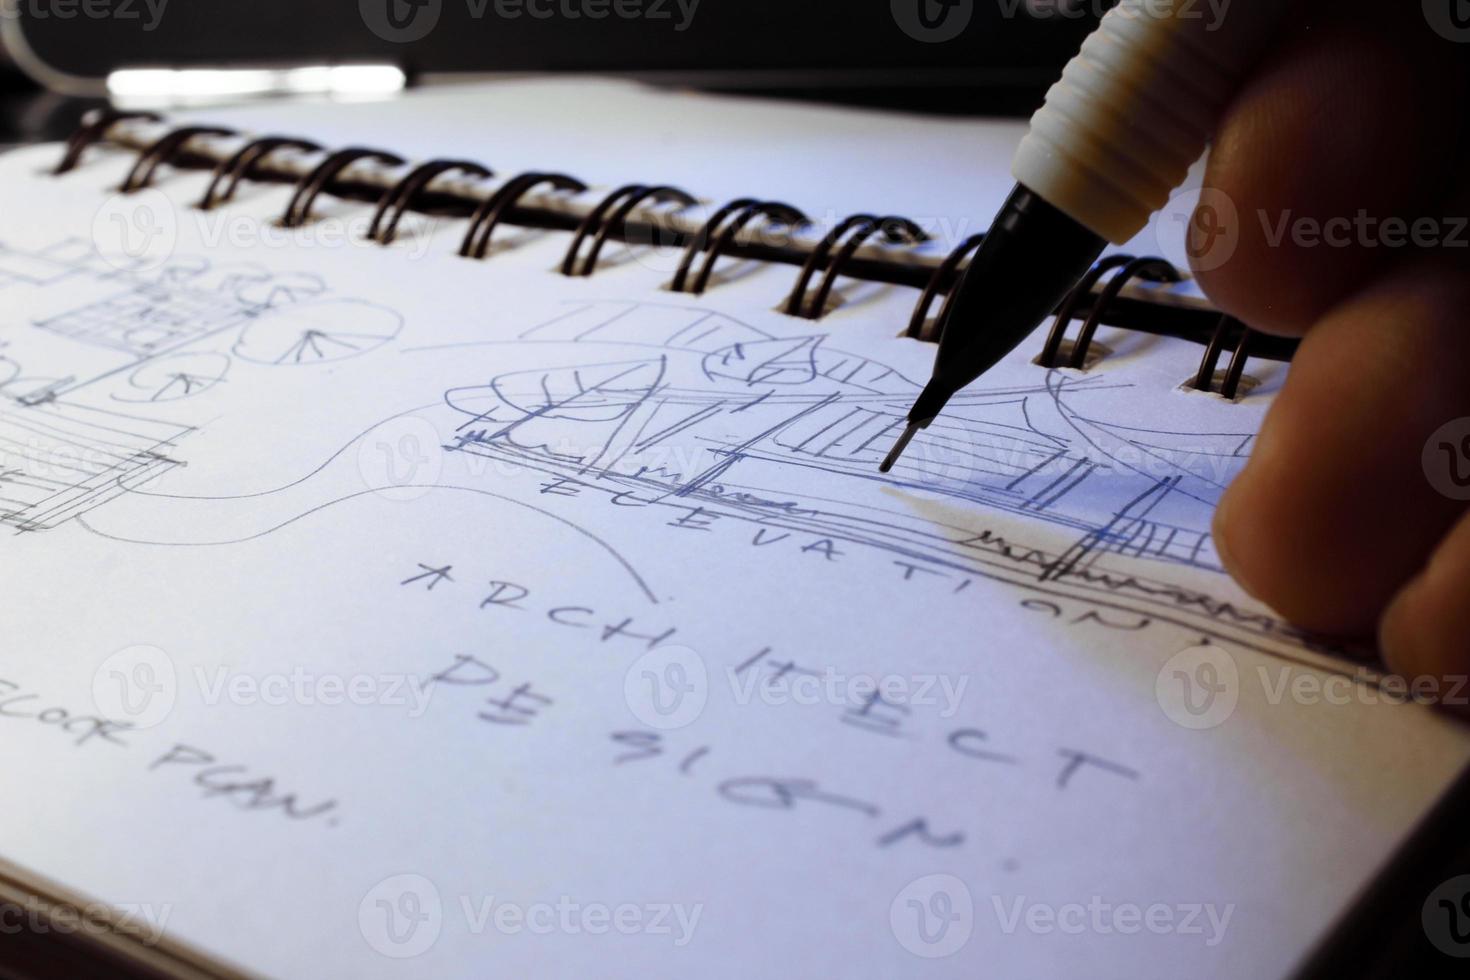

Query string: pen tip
[879,422,922,473]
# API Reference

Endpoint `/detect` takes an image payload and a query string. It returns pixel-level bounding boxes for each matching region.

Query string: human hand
[1194,0,1470,701]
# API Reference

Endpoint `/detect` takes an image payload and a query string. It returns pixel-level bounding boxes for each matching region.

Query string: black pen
[882,0,1286,473]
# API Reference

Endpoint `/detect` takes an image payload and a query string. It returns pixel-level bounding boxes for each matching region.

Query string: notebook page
[0,114,1465,980]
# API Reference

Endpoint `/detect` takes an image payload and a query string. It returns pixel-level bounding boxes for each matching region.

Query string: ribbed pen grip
[1012,0,1286,244]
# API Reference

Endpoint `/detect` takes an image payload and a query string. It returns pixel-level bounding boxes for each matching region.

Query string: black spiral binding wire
[671,199,807,295]
[52,109,162,176]
[281,147,406,228]
[916,236,1295,392]
[907,233,985,342]
[460,172,587,260]
[786,214,928,320]
[57,109,1299,388]
[1193,315,1257,400]
[368,160,494,245]
[562,184,696,277]
[1040,255,1181,368]
[198,136,323,211]
[120,125,238,194]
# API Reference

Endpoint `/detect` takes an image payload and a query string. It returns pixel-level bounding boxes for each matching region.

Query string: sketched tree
[233,299,404,366]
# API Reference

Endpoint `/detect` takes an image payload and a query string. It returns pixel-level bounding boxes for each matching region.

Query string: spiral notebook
[1,79,1467,979]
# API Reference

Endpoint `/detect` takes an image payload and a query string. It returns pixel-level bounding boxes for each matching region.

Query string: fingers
[1212,257,1470,635]
[1191,1,1469,335]
[1185,7,1470,694]
[1381,507,1470,702]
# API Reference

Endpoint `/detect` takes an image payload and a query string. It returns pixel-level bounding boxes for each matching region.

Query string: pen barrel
[1012,0,1287,244]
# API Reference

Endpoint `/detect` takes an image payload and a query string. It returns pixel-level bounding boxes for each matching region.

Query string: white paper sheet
[0,82,1466,980]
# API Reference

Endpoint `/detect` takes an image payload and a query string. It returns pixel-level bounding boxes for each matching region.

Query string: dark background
[6,0,1097,85]
[0,72,97,146]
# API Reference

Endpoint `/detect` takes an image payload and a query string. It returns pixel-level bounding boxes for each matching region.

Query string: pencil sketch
[0,239,401,531]
[0,246,1353,667]
[118,352,232,403]
[448,299,1241,567]
[430,299,1347,663]
[232,299,403,366]
[0,237,396,405]
[0,398,191,532]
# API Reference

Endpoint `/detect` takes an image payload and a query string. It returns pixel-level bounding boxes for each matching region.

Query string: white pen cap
[1012,0,1288,244]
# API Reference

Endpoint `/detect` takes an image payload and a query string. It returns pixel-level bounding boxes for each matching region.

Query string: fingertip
[1209,411,1394,637]
[1379,576,1424,679]
[1379,515,1470,709]
[1209,409,1370,633]
[1211,483,1258,600]
[1380,579,1470,718]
